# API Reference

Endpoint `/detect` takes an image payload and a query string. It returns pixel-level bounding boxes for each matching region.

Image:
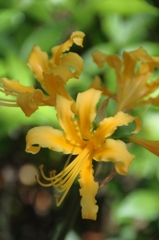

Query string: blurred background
[0,0,159,239]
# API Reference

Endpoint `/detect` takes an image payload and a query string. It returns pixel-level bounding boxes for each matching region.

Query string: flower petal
[92,50,123,88]
[93,139,135,175]
[54,52,83,81]
[0,78,34,93]
[130,137,159,157]
[0,78,52,115]
[143,95,159,106]
[117,48,159,111]
[75,88,102,140]
[93,111,134,147]
[132,117,142,134]
[70,31,85,47]
[17,89,54,117]
[93,48,159,111]
[45,53,83,83]
[56,95,84,145]
[78,159,99,220]
[43,73,73,101]
[27,46,49,83]
[50,64,73,83]
[51,31,85,65]
[92,50,122,70]
[90,75,115,97]
[123,47,159,67]
[25,126,82,154]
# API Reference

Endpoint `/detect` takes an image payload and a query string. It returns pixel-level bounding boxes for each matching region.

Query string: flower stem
[99,168,116,189]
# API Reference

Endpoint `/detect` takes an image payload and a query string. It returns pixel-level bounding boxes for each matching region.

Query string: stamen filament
[35,175,54,187]
[0,103,18,107]
[53,144,94,206]
[51,152,86,187]
[0,89,19,96]
[0,98,17,102]
[39,165,51,181]
[37,143,94,207]
[55,155,88,205]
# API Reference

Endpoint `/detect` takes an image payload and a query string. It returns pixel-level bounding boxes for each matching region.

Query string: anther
[49,170,56,177]
[54,194,60,206]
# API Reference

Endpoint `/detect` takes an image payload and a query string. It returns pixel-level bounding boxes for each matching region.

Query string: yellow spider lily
[0,31,85,116]
[92,47,159,112]
[26,88,135,220]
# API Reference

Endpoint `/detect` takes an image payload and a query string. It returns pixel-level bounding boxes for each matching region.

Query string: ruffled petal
[93,139,135,175]
[43,73,73,101]
[48,53,83,83]
[78,159,99,220]
[92,50,123,85]
[51,31,85,65]
[118,48,159,111]
[57,52,83,79]
[27,46,50,83]
[92,50,122,70]
[93,111,134,147]
[17,89,54,117]
[93,48,159,111]
[25,126,82,154]
[70,31,85,47]
[50,64,73,83]
[17,92,38,116]
[75,88,102,140]
[123,47,159,68]
[116,48,159,111]
[130,137,159,157]
[56,95,84,146]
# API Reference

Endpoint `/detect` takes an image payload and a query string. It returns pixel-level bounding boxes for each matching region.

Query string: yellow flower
[26,88,135,220]
[92,47,159,112]
[0,31,85,116]
[27,31,85,86]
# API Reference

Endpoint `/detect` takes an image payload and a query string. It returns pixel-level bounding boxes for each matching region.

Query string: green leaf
[20,22,68,60]
[114,190,159,222]
[101,14,156,46]
[5,53,33,85]
[0,59,7,77]
[95,0,159,16]
[22,0,53,22]
[0,106,58,139]
[0,8,24,32]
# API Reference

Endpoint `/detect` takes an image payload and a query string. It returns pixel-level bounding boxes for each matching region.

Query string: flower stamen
[39,164,53,181]
[35,174,54,187]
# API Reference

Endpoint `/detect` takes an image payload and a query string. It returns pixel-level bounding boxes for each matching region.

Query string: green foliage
[114,190,159,222]
[95,0,159,15]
